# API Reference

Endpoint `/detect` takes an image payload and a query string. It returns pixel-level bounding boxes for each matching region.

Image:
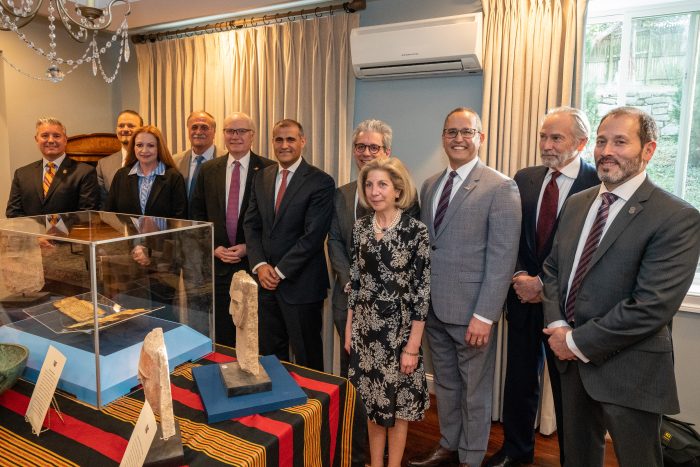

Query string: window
[582,0,700,296]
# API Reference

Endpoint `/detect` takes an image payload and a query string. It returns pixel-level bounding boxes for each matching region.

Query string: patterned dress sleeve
[410,222,431,322]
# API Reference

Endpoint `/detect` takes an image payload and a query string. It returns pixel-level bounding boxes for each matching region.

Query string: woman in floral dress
[345,157,431,467]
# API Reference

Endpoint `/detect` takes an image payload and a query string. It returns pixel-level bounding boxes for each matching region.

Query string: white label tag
[25,345,66,435]
[118,400,157,467]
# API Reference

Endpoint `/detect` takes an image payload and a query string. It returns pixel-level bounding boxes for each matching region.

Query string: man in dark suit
[542,107,700,467]
[173,111,227,204]
[96,109,142,205]
[7,117,99,218]
[328,118,420,377]
[486,107,599,467]
[409,108,521,467]
[190,112,275,346]
[244,119,335,371]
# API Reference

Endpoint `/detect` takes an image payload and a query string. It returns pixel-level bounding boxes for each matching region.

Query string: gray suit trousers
[561,363,663,467]
[426,309,496,467]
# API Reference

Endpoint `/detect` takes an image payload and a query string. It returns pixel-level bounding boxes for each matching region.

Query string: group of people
[6,104,700,467]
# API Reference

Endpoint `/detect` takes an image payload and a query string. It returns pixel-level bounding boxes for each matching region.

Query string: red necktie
[275,169,289,214]
[565,192,618,323]
[226,161,241,245]
[536,171,561,256]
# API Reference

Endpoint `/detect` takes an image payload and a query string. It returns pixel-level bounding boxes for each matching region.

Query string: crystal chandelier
[0,0,131,83]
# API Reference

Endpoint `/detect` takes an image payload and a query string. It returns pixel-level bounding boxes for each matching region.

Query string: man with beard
[486,107,599,467]
[96,110,143,205]
[542,107,700,466]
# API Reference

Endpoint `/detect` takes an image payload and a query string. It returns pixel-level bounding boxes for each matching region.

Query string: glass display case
[0,211,214,408]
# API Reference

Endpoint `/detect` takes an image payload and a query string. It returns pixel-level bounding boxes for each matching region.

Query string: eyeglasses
[353,143,385,154]
[223,128,252,136]
[442,128,479,139]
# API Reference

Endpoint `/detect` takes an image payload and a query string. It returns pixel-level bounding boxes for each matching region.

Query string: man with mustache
[7,117,99,217]
[542,107,700,466]
[486,107,599,467]
[96,109,143,205]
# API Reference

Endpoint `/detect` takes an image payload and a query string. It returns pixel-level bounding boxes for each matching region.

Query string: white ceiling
[98,0,332,33]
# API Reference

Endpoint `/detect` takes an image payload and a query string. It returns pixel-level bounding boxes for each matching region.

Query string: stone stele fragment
[229,270,260,375]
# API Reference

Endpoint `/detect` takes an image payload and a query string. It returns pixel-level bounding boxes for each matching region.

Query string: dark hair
[443,107,482,132]
[118,109,143,126]
[273,118,304,136]
[598,106,658,146]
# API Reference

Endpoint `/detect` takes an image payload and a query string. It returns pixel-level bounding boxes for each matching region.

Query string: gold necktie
[43,162,56,197]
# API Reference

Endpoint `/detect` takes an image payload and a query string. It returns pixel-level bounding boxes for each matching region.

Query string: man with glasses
[328,119,419,378]
[408,108,521,467]
[190,112,275,346]
[173,111,226,205]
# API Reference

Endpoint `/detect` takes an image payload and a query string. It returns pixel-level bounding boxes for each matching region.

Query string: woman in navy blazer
[105,125,187,219]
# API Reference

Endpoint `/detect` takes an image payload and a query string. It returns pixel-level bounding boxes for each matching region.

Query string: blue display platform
[193,355,307,423]
[0,315,212,407]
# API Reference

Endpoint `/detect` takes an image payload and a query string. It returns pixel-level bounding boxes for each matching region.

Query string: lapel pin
[629,207,636,214]
[63,169,67,174]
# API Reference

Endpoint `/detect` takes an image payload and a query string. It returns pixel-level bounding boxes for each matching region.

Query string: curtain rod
[131,0,366,44]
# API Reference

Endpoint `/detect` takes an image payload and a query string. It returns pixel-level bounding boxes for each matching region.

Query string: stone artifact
[138,328,175,440]
[229,271,260,375]
[0,232,45,296]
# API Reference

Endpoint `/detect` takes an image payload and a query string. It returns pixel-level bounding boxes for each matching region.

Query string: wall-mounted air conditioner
[350,13,483,80]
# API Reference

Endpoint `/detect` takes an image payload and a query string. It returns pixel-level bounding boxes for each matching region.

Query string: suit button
[431,246,437,251]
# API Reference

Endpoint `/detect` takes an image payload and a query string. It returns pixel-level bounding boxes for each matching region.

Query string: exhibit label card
[119,400,157,467]
[25,345,66,435]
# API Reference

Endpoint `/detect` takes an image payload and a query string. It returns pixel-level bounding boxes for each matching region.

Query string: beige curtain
[481,0,588,434]
[134,13,358,182]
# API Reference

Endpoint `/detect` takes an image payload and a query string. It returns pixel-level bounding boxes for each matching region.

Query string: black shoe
[484,449,533,467]
[406,445,459,467]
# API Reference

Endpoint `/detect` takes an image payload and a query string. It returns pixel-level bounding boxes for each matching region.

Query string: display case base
[0,315,212,407]
[144,420,184,467]
[193,355,307,423]
[219,360,272,397]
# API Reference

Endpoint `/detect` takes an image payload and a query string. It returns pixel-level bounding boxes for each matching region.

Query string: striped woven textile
[0,345,365,466]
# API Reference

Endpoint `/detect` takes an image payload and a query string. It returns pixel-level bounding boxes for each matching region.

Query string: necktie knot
[448,170,457,180]
[601,192,618,206]
[47,162,56,172]
[550,170,561,181]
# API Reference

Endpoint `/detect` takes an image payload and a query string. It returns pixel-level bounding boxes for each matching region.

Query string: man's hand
[215,245,242,263]
[257,264,280,290]
[543,327,577,360]
[229,244,247,259]
[131,245,150,266]
[512,273,543,303]
[465,317,492,348]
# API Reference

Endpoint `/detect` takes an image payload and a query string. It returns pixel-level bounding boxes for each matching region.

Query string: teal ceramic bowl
[0,343,29,395]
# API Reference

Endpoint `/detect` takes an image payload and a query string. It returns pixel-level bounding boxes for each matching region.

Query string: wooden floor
[400,396,620,466]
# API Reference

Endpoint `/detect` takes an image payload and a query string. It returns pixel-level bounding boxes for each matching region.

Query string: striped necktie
[433,170,457,231]
[43,162,56,197]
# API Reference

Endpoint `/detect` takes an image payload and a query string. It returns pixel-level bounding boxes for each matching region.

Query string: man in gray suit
[408,108,521,467]
[173,110,227,204]
[542,107,700,467]
[96,109,142,205]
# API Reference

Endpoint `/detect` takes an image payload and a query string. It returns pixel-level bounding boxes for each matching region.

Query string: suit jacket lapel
[560,189,598,289]
[434,163,481,238]
[33,161,45,203]
[588,179,652,270]
[238,153,264,229]
[145,174,165,213]
[44,158,73,203]
[263,164,277,227]
[214,156,228,217]
[179,150,192,179]
[424,175,441,238]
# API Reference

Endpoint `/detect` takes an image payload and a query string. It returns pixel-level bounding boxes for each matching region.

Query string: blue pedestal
[0,315,212,407]
[193,355,307,423]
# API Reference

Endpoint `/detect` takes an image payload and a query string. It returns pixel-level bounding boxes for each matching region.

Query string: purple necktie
[226,161,241,246]
[536,171,561,256]
[434,171,457,231]
[565,192,619,323]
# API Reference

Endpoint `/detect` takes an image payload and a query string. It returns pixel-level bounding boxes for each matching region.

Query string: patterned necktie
[536,171,561,256]
[189,155,204,199]
[226,161,241,246]
[275,169,289,214]
[43,162,56,197]
[565,192,619,323]
[433,170,457,231]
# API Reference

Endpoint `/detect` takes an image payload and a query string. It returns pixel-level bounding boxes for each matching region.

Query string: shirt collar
[129,161,166,177]
[43,154,66,169]
[598,170,647,203]
[551,154,582,179]
[278,156,303,175]
[193,145,216,161]
[228,151,251,171]
[449,156,479,181]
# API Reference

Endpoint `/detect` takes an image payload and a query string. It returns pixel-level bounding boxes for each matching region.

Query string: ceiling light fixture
[0,0,131,83]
